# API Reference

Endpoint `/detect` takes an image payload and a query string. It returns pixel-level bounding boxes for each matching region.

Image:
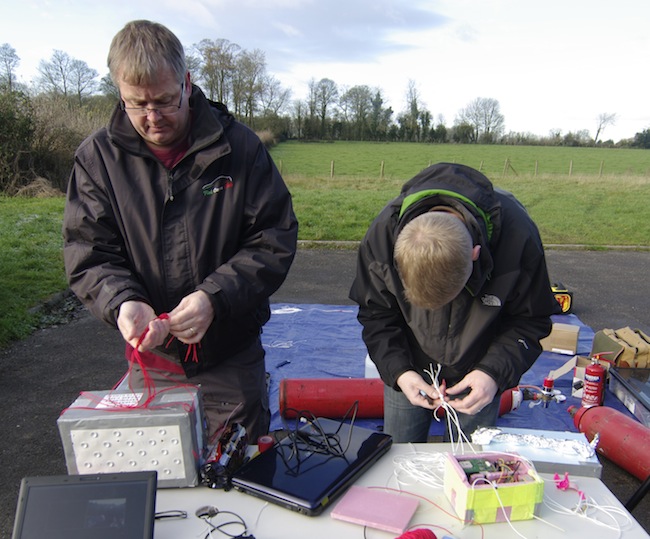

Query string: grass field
[271,141,650,178]
[1,141,649,347]
[270,142,650,245]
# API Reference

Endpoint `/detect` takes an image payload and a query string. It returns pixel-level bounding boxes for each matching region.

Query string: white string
[422,363,476,455]
[543,489,631,536]
[470,477,530,539]
[392,449,448,489]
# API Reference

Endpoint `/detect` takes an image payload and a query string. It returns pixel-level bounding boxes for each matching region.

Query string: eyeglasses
[121,84,184,117]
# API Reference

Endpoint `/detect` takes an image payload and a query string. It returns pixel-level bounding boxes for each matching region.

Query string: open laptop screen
[231,418,392,516]
[12,471,157,539]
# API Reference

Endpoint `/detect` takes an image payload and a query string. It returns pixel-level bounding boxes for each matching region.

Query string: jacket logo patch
[481,294,502,307]
[202,175,233,196]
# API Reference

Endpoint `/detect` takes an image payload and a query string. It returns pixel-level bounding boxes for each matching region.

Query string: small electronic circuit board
[444,452,544,524]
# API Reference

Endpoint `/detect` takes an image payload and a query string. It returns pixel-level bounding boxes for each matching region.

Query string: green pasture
[271,142,650,245]
[271,141,650,179]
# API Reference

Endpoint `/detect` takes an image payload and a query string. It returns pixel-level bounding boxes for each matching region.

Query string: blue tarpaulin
[262,305,632,435]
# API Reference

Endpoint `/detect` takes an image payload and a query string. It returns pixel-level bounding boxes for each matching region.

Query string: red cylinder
[498,387,523,416]
[569,405,650,481]
[279,378,384,418]
[279,378,522,420]
[581,361,605,407]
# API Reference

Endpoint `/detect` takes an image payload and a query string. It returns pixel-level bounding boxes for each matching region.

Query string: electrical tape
[257,435,274,453]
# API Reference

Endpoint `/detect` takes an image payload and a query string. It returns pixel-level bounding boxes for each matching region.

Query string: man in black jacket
[349,163,558,442]
[63,20,298,440]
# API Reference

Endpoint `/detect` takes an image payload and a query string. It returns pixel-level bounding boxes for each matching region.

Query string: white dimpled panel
[70,425,185,479]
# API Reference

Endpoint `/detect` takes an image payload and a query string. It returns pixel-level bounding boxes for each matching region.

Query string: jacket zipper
[167,169,174,201]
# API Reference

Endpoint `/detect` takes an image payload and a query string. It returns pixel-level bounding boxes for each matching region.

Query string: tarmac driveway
[0,247,648,536]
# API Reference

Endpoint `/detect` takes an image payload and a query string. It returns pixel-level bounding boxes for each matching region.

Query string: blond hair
[394,211,473,309]
[108,20,186,86]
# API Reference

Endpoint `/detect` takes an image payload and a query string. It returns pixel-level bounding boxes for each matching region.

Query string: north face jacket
[349,162,559,393]
[63,85,298,376]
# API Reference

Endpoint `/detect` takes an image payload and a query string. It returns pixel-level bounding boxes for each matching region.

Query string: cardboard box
[443,452,544,524]
[540,322,579,355]
[58,386,206,488]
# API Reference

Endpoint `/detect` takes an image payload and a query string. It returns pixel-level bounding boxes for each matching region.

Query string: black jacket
[349,163,559,392]
[63,85,298,376]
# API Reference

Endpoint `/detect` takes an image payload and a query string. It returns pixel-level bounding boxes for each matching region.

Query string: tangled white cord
[543,490,632,536]
[423,363,476,456]
[392,449,448,489]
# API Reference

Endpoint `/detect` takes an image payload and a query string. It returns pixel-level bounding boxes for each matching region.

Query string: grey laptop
[230,418,392,516]
[12,471,157,539]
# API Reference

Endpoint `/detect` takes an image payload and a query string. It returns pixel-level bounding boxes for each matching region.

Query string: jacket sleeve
[349,229,417,389]
[473,239,558,392]
[63,151,150,327]
[196,137,298,320]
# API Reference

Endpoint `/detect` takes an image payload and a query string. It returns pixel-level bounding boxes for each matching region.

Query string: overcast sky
[2,0,649,142]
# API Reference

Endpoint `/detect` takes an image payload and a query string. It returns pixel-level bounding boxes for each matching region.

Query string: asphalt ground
[1,247,649,536]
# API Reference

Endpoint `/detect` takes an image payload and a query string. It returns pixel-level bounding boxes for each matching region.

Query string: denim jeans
[383,383,501,443]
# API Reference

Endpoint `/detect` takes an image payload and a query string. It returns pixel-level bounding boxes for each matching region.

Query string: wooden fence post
[534,160,538,177]
[569,160,573,176]
[599,160,604,177]
[330,160,335,178]
[380,160,385,179]
[503,158,509,176]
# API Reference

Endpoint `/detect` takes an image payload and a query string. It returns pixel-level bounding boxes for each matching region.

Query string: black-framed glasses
[121,84,184,117]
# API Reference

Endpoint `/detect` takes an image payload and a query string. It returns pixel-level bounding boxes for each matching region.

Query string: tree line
[1,39,649,195]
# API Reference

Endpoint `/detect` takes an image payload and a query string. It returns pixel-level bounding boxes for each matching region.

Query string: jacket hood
[396,162,503,295]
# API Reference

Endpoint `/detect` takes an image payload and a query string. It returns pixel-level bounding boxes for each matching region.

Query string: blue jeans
[383,384,500,443]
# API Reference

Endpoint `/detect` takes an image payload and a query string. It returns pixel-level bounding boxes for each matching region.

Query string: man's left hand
[168,290,215,344]
[445,370,498,415]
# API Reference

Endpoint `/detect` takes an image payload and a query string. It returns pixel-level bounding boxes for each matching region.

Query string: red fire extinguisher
[581,355,606,407]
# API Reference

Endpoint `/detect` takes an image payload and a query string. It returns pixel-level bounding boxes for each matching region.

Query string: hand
[168,290,215,344]
[396,370,447,410]
[117,300,170,351]
[445,370,498,415]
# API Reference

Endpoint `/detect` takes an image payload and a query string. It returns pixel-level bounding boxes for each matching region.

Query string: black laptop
[12,471,157,539]
[230,418,392,516]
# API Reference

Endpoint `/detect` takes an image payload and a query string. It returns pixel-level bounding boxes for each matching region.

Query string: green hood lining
[399,189,493,240]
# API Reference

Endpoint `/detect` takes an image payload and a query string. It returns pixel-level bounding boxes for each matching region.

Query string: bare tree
[37,50,74,96]
[36,50,97,103]
[457,97,505,143]
[0,43,20,92]
[192,38,240,103]
[292,99,305,140]
[314,78,338,139]
[259,73,291,116]
[232,48,266,125]
[69,59,98,105]
[594,112,617,144]
[339,85,372,140]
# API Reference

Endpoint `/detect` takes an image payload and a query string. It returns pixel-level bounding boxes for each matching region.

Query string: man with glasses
[62,20,298,441]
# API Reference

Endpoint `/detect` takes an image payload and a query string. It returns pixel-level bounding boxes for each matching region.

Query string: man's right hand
[117,300,169,351]
[396,370,447,410]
